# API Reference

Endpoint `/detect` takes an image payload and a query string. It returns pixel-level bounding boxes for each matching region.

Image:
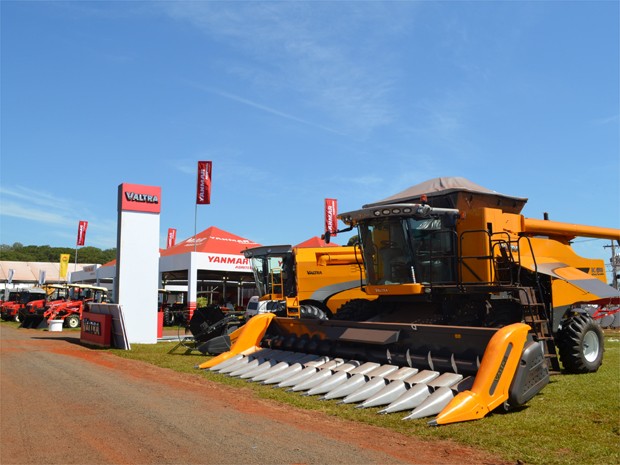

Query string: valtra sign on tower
[120,184,161,213]
[115,182,161,344]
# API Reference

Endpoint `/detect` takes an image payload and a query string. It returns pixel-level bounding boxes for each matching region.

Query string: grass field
[108,329,620,465]
[3,320,618,464]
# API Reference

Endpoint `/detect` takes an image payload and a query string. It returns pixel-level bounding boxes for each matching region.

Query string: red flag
[196,161,212,205]
[167,228,177,249]
[325,198,338,236]
[76,220,88,246]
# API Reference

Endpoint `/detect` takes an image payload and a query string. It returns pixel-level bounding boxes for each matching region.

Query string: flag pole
[194,204,198,252]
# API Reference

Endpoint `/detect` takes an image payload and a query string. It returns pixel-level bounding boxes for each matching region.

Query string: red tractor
[19,285,70,328]
[0,288,48,323]
[37,284,108,329]
[158,289,187,326]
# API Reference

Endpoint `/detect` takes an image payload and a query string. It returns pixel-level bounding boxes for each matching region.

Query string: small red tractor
[19,284,69,327]
[0,288,48,323]
[22,284,108,329]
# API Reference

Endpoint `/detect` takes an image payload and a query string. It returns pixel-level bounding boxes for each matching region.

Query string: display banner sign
[76,220,88,246]
[38,270,46,285]
[167,228,177,248]
[196,161,212,205]
[325,198,338,236]
[7,269,14,284]
[59,254,70,279]
[80,311,112,348]
[119,183,161,214]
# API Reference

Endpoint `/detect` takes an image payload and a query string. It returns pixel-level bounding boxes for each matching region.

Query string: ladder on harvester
[519,287,561,373]
[490,236,561,373]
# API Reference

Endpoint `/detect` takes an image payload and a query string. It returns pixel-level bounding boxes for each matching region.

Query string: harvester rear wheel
[333,299,378,321]
[557,313,604,373]
[299,304,328,320]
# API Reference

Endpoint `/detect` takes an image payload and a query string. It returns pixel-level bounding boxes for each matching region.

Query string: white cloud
[0,186,117,248]
[0,200,68,225]
[159,2,417,134]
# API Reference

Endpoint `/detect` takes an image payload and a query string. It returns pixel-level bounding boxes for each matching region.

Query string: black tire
[332,299,377,321]
[163,309,174,326]
[299,304,328,320]
[65,315,80,329]
[557,313,604,373]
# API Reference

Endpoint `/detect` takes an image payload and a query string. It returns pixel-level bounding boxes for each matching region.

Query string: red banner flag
[167,228,177,249]
[76,220,88,246]
[196,161,212,205]
[325,198,338,236]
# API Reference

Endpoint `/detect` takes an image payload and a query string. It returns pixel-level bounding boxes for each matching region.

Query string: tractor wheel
[65,315,80,329]
[557,313,604,373]
[333,299,378,321]
[299,304,328,320]
[163,309,174,326]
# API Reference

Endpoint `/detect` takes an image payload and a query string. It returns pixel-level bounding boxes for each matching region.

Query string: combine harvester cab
[198,177,620,425]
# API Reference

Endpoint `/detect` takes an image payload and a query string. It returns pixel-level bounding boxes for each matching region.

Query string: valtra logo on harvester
[119,183,161,213]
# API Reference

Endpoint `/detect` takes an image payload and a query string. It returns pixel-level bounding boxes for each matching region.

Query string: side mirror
[322,231,331,244]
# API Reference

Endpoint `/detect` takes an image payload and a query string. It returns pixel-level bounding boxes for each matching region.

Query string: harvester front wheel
[65,315,80,329]
[557,313,604,373]
[299,304,328,320]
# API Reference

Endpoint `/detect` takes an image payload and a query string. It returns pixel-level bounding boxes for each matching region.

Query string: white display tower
[114,183,161,344]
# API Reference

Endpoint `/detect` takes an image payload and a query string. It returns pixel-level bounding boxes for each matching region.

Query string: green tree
[0,244,116,264]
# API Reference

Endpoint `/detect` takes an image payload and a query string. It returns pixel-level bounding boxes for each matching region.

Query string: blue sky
[1,1,618,275]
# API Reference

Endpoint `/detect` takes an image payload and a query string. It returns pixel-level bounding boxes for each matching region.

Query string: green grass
[4,319,618,464]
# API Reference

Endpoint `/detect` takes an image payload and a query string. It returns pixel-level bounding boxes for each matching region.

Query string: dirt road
[0,324,509,465]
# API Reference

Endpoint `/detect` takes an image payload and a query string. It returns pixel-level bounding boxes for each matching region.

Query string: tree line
[0,243,116,264]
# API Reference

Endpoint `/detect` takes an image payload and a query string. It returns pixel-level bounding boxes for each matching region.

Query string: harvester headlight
[373,210,382,216]
[392,208,401,214]
[382,209,391,215]
[403,207,412,213]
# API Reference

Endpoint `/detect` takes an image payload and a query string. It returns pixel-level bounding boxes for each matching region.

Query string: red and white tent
[160,226,260,272]
[159,226,261,311]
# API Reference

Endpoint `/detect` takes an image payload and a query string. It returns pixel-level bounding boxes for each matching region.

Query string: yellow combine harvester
[198,178,620,425]
[243,245,375,320]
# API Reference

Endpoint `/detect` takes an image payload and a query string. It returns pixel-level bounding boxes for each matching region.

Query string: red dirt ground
[0,324,512,465]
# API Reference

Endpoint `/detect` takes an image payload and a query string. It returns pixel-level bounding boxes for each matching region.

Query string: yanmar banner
[199,253,252,272]
[196,161,212,205]
[167,228,177,249]
[325,198,338,236]
[76,220,88,246]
